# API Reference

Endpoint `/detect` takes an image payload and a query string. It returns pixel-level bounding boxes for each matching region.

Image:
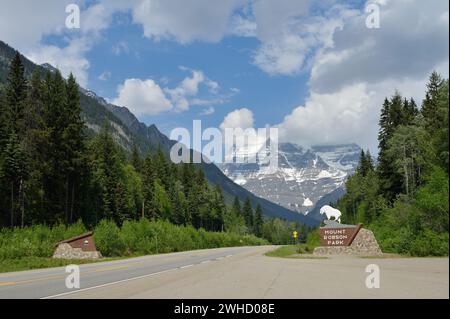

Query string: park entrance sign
[319,223,363,246]
[314,220,382,256]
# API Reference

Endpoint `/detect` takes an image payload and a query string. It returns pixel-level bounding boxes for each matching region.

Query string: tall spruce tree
[232,196,241,216]
[5,51,27,137]
[422,71,443,132]
[254,203,264,237]
[2,133,28,226]
[242,197,254,230]
[64,73,85,223]
[377,94,405,200]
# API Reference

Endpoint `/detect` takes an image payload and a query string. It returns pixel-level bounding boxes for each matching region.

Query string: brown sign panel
[319,224,362,246]
[57,231,97,252]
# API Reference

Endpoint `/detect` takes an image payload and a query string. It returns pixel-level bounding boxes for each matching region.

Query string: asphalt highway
[0,246,448,299]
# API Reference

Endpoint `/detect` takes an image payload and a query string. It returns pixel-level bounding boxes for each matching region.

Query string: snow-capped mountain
[220,142,361,220]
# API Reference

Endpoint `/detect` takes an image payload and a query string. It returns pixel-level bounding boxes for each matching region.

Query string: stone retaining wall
[53,243,102,259]
[313,228,382,256]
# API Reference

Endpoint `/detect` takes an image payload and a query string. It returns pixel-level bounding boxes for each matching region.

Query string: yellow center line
[0,282,16,287]
[94,265,129,272]
[0,263,136,287]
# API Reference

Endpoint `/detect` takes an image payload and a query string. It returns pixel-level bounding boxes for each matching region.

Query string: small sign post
[292,230,298,245]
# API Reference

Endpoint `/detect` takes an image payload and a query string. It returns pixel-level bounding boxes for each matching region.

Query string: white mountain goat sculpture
[319,205,342,223]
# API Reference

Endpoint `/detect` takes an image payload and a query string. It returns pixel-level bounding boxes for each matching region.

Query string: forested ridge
[0,51,309,253]
[337,71,449,256]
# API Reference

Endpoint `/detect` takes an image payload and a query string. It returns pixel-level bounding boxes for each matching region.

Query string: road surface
[0,246,448,299]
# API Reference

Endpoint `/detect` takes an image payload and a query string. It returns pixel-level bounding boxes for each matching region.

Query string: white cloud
[200,106,215,116]
[112,41,130,55]
[131,0,245,43]
[252,2,359,75]
[220,108,254,130]
[278,84,378,150]
[310,0,450,93]
[0,0,69,50]
[112,67,224,116]
[165,67,221,112]
[229,15,257,37]
[8,2,121,87]
[98,71,111,81]
[27,37,91,87]
[113,78,173,116]
[278,0,449,152]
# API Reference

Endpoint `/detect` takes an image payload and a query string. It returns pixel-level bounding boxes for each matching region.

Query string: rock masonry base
[53,243,102,259]
[313,228,382,256]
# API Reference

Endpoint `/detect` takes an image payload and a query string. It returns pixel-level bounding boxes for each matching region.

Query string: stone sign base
[313,228,382,256]
[53,243,102,259]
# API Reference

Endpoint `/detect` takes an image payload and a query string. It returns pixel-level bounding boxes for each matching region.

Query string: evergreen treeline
[337,71,449,256]
[0,51,305,244]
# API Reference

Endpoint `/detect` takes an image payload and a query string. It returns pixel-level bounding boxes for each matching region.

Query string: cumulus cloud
[278,84,378,149]
[310,0,450,93]
[112,78,173,116]
[0,0,69,50]
[199,106,215,116]
[220,108,254,130]
[131,0,245,43]
[112,67,224,116]
[112,41,130,56]
[278,0,449,152]
[27,37,92,87]
[98,71,111,81]
[251,1,358,75]
[165,67,221,112]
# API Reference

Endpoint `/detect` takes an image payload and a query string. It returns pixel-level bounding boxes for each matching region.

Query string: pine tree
[89,123,123,223]
[402,98,418,125]
[171,180,188,225]
[377,94,405,200]
[232,196,241,216]
[1,52,28,227]
[242,197,254,230]
[64,73,85,223]
[40,70,69,222]
[254,203,264,237]
[422,71,443,132]
[210,185,226,231]
[5,51,27,137]
[1,133,28,226]
[152,179,172,220]
[142,154,155,218]
[131,144,143,173]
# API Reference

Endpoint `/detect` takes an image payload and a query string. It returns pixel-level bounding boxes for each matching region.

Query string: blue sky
[0,0,448,152]
[69,7,314,135]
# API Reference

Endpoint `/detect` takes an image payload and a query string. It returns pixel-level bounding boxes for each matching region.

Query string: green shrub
[410,230,449,257]
[93,220,125,256]
[1,219,268,260]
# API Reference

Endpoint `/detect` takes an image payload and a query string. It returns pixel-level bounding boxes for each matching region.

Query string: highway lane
[0,246,448,299]
[0,246,262,299]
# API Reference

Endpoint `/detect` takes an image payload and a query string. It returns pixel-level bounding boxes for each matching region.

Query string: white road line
[40,268,175,299]
[200,260,211,264]
[180,264,194,269]
[215,257,224,260]
[226,255,233,258]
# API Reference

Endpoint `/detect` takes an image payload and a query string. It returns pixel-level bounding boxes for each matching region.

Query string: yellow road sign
[293,231,298,238]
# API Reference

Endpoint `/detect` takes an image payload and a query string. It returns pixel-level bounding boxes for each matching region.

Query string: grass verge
[0,256,122,273]
[265,245,327,259]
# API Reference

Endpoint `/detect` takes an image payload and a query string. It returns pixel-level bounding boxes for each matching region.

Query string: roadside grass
[265,245,327,259]
[0,256,123,273]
